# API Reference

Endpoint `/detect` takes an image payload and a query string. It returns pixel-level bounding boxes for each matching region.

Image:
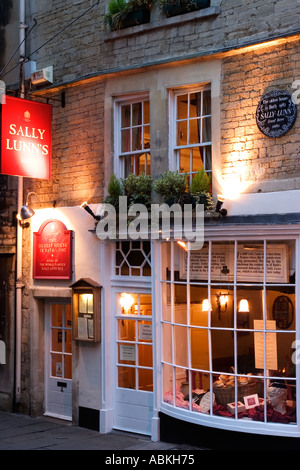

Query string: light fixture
[80,201,100,221]
[17,191,38,222]
[120,293,135,314]
[177,241,188,252]
[238,299,250,313]
[215,195,227,216]
[202,299,210,312]
[216,293,229,319]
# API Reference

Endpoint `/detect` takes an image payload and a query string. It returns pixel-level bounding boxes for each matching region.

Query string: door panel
[45,303,72,420]
[114,293,153,435]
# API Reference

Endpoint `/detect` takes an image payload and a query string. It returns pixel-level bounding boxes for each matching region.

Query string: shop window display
[161,240,296,425]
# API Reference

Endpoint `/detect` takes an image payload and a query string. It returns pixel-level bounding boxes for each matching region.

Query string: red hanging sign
[33,219,73,279]
[1,95,52,179]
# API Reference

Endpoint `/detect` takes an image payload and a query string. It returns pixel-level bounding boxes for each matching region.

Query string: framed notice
[180,244,289,283]
[33,219,73,279]
[254,320,278,370]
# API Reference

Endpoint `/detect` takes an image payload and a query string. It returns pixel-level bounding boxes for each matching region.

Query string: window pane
[211,330,234,373]
[237,242,264,283]
[118,366,135,389]
[190,328,209,370]
[177,121,187,146]
[121,104,130,127]
[139,368,153,391]
[267,287,295,330]
[162,284,171,321]
[64,355,72,380]
[132,127,142,151]
[177,94,188,120]
[192,147,203,172]
[118,319,135,341]
[174,283,187,324]
[121,128,130,153]
[190,285,209,327]
[179,148,190,173]
[266,240,295,284]
[138,344,152,367]
[52,304,62,327]
[189,92,201,118]
[143,100,150,124]
[202,116,211,142]
[189,118,200,144]
[132,102,142,125]
[162,323,172,362]
[174,325,188,367]
[203,89,211,115]
[211,286,234,328]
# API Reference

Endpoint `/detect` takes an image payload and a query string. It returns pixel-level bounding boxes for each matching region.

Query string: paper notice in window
[254,320,278,370]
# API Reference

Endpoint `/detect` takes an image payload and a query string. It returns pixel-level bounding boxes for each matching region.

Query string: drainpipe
[15,0,26,405]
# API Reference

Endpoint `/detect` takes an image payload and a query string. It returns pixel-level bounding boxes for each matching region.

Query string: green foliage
[103,174,123,208]
[122,172,153,208]
[153,171,187,203]
[104,0,151,29]
[190,169,211,196]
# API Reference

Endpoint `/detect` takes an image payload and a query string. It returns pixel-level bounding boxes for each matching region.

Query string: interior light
[202,299,210,312]
[238,299,250,313]
[120,293,135,314]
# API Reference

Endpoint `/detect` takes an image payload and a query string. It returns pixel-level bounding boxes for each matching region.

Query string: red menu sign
[1,95,52,179]
[33,220,73,279]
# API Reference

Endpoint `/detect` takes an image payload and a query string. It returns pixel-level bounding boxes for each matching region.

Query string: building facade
[1,0,300,444]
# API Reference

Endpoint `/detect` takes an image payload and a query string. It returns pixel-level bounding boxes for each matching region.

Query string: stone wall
[24,80,105,207]
[221,38,300,192]
[25,0,300,85]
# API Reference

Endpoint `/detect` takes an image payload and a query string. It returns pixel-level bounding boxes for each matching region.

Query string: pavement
[0,411,207,452]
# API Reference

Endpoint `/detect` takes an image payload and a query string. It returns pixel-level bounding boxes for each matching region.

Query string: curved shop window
[160,239,297,434]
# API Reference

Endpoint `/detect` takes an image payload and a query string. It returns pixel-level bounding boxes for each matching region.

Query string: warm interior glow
[202,299,210,311]
[238,298,250,313]
[219,295,228,308]
[120,293,135,313]
[79,293,93,314]
[177,241,188,252]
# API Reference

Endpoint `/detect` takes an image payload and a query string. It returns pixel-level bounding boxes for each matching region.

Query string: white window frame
[113,93,150,178]
[169,84,212,181]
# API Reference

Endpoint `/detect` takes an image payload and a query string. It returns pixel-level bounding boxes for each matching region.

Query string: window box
[105,0,151,31]
[109,7,150,30]
[161,0,210,17]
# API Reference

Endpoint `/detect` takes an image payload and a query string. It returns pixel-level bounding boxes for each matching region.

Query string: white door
[114,292,153,435]
[45,303,72,421]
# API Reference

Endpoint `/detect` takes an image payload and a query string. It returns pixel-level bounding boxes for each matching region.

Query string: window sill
[104,6,220,41]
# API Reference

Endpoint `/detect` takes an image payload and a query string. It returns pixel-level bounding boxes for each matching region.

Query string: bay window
[161,238,297,428]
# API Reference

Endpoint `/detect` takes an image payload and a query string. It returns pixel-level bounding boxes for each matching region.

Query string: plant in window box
[160,0,210,17]
[190,169,214,211]
[153,171,188,206]
[103,173,124,210]
[121,172,153,209]
[104,0,152,31]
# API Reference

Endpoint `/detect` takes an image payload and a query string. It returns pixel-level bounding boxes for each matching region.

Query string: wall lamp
[80,201,100,221]
[120,293,135,314]
[216,195,227,216]
[17,192,38,225]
